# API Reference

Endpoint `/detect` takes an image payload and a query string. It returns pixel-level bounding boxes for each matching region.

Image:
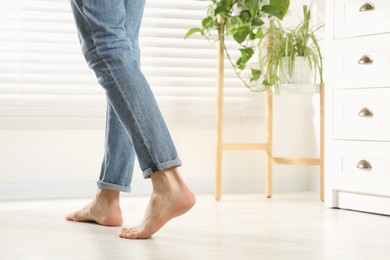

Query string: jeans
[70,0,181,192]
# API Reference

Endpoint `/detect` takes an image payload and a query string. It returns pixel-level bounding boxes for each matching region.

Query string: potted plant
[185,0,290,92]
[260,5,324,94]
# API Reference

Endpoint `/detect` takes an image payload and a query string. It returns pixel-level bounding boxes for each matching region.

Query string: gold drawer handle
[356,160,372,171]
[359,2,375,12]
[358,107,373,118]
[358,55,373,65]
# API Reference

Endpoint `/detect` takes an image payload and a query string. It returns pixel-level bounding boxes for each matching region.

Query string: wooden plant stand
[214,35,324,201]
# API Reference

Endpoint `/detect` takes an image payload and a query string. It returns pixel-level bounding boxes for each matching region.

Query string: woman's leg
[98,103,135,192]
[67,0,195,238]
[98,0,145,192]
[66,0,143,226]
[70,0,181,177]
[98,0,144,192]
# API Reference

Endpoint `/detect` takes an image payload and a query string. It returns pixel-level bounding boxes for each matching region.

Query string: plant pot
[279,56,319,95]
[280,56,314,84]
[279,83,319,95]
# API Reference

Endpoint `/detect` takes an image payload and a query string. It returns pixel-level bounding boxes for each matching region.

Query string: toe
[120,228,130,234]
[119,227,147,239]
[65,213,74,221]
[119,228,132,237]
[120,230,135,239]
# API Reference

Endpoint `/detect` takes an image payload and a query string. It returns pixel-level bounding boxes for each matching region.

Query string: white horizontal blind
[0,0,263,127]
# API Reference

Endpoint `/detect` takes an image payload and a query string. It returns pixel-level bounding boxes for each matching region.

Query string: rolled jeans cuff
[142,158,182,179]
[97,180,132,193]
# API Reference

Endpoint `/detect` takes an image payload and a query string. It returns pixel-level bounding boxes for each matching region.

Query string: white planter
[280,83,319,95]
[280,56,314,84]
[279,57,319,95]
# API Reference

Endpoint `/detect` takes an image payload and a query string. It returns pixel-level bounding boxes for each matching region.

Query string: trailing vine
[185,0,290,92]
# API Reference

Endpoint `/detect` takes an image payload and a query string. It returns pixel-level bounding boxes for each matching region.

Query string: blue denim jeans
[70,0,182,192]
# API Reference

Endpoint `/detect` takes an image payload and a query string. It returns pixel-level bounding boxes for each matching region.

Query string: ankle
[96,189,120,203]
[151,168,181,193]
[151,172,170,193]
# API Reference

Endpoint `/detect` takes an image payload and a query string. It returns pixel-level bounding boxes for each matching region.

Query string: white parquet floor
[1,192,389,260]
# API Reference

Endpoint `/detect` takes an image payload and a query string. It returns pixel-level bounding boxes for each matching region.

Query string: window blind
[0,0,263,127]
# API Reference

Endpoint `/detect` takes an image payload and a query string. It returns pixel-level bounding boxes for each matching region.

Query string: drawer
[333,34,390,88]
[331,141,390,196]
[334,0,390,39]
[333,88,390,141]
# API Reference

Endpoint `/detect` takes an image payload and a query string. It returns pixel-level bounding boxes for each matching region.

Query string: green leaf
[225,20,234,35]
[254,28,264,39]
[252,18,264,27]
[215,4,230,17]
[233,26,250,43]
[250,69,261,82]
[270,0,290,19]
[239,10,251,23]
[236,48,254,70]
[226,16,244,35]
[206,5,215,18]
[239,47,254,64]
[262,79,272,87]
[236,0,244,7]
[202,17,214,28]
[245,0,259,17]
[230,16,244,26]
[184,28,202,39]
[236,57,246,70]
[261,5,282,19]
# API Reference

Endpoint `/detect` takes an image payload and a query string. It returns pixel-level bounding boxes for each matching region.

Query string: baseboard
[0,173,308,200]
[0,181,98,200]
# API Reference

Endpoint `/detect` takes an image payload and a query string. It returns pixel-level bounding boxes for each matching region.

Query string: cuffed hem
[97,180,131,193]
[142,158,182,179]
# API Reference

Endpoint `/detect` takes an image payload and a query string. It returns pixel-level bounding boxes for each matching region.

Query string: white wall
[0,93,319,200]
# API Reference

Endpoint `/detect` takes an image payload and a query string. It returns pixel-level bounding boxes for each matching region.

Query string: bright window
[0,0,262,127]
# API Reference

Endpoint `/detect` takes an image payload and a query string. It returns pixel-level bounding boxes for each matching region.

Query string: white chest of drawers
[325,0,390,215]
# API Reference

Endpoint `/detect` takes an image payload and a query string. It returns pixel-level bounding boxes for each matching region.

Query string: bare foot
[66,189,123,226]
[119,168,195,239]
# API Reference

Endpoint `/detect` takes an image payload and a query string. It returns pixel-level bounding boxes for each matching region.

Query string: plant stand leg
[265,91,273,198]
[214,22,224,201]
